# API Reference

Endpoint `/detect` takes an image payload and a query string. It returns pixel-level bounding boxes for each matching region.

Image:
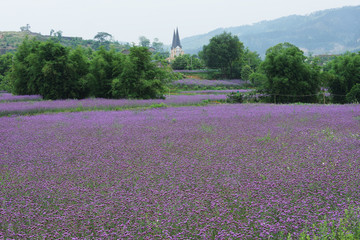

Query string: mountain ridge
[181,5,360,57]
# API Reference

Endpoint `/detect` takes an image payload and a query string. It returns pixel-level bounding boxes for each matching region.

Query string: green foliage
[139,36,150,48]
[10,39,171,100]
[171,54,204,70]
[11,38,89,99]
[327,52,360,103]
[249,72,267,87]
[243,48,262,72]
[149,102,168,109]
[200,32,244,78]
[294,208,360,240]
[226,92,244,103]
[346,83,360,103]
[87,47,124,98]
[241,64,253,83]
[111,46,168,99]
[0,52,13,91]
[261,42,320,103]
[94,32,112,42]
[0,31,129,55]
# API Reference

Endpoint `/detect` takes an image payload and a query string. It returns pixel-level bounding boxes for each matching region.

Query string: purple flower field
[1,104,360,238]
[180,89,252,94]
[0,93,42,102]
[0,94,227,116]
[172,79,245,86]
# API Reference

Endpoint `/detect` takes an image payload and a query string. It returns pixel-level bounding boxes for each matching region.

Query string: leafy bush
[9,39,171,100]
[226,92,243,103]
[261,42,321,103]
[346,83,360,103]
[327,52,360,103]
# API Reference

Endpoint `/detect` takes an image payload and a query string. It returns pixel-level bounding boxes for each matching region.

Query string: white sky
[1,0,360,45]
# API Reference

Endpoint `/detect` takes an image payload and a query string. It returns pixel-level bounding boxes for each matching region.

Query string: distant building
[169,28,184,61]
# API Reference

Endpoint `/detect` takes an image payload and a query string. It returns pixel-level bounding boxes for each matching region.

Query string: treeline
[197,32,360,103]
[0,38,175,100]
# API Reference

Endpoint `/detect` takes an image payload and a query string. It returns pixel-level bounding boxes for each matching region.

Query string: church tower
[169,28,184,61]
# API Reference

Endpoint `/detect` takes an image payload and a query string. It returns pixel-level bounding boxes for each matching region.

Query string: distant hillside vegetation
[0,31,128,54]
[182,5,360,57]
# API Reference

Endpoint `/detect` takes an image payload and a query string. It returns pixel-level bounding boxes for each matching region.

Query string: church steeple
[171,27,182,49]
[171,30,176,50]
[176,27,182,48]
[169,27,184,61]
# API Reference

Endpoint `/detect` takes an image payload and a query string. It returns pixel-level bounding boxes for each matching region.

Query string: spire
[171,30,176,49]
[171,28,182,49]
[176,27,182,48]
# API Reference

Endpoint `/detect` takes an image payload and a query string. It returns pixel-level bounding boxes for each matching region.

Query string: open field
[1,103,360,238]
[0,94,227,116]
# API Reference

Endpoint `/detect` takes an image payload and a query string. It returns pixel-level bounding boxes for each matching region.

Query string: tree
[346,83,360,103]
[200,32,244,78]
[11,39,89,99]
[327,52,360,103]
[54,31,63,40]
[112,46,167,99]
[249,72,267,87]
[151,38,164,52]
[151,38,169,60]
[0,53,13,91]
[20,24,31,32]
[171,55,188,70]
[86,47,124,98]
[94,32,112,42]
[241,65,253,84]
[243,48,262,72]
[261,42,320,103]
[139,36,150,48]
[171,54,204,70]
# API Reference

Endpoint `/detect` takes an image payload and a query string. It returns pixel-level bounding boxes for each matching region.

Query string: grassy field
[1,99,360,239]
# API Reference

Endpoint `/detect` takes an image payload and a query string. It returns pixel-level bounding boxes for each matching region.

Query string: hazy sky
[1,0,359,45]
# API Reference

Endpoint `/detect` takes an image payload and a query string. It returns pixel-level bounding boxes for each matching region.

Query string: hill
[0,31,128,54]
[181,5,360,57]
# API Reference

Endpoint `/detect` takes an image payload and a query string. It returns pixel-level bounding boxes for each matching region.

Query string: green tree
[20,24,31,32]
[0,53,13,91]
[346,83,360,103]
[243,48,262,72]
[200,32,244,78]
[94,32,112,42]
[327,52,360,103]
[171,55,188,70]
[261,42,320,103]
[11,38,89,99]
[112,46,167,99]
[171,54,204,70]
[249,72,267,88]
[11,37,41,95]
[241,64,253,84]
[86,47,124,98]
[139,36,150,48]
[151,38,169,60]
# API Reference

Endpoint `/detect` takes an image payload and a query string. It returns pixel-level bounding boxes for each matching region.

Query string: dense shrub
[9,39,170,100]
[346,83,360,103]
[327,52,360,103]
[0,52,13,91]
[226,92,243,103]
[261,42,321,103]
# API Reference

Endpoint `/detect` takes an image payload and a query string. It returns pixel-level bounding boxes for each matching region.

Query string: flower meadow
[171,79,245,87]
[0,94,227,116]
[0,93,42,102]
[1,104,360,239]
[179,90,252,94]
